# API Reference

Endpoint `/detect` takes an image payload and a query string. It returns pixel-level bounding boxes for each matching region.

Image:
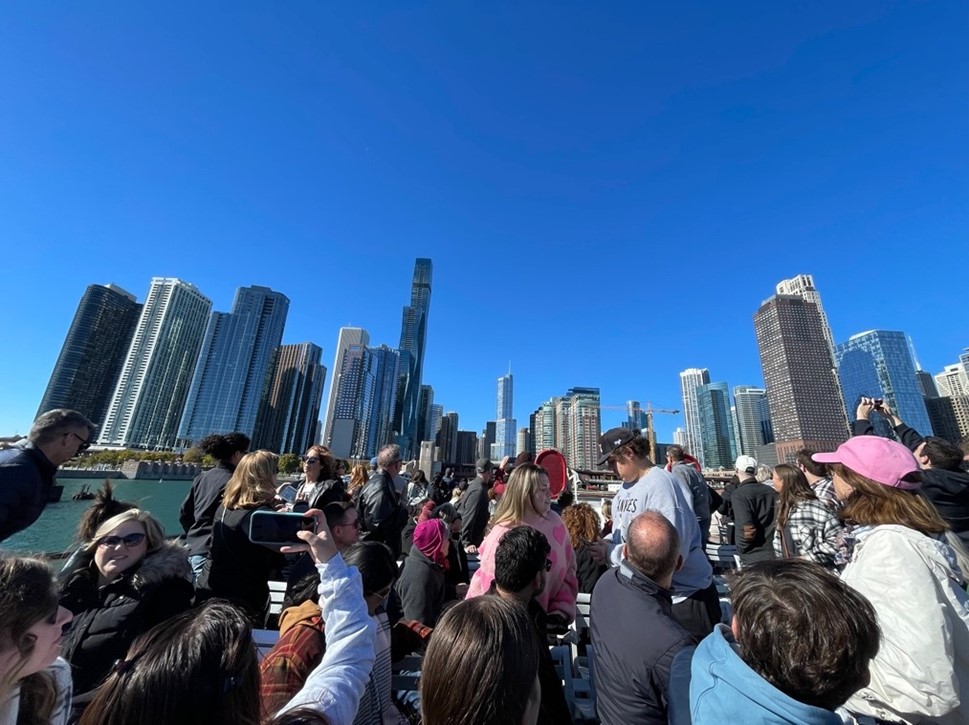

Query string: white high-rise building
[936,362,969,397]
[776,274,836,362]
[98,278,212,450]
[679,368,710,461]
[321,327,370,448]
[673,427,688,447]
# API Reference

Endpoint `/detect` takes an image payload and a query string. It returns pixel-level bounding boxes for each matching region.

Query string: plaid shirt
[259,604,326,720]
[811,477,841,513]
[773,498,844,569]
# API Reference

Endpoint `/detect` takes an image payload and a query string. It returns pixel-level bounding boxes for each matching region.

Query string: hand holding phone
[248,511,316,549]
[280,508,338,565]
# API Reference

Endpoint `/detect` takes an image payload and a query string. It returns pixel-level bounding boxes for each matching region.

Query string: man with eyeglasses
[0,408,95,542]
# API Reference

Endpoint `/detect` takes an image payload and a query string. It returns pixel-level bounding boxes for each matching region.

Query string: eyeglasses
[545,559,553,572]
[335,518,362,530]
[302,456,320,464]
[97,533,146,549]
[69,432,91,452]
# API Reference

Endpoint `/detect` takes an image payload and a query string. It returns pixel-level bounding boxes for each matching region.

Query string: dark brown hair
[729,559,880,711]
[73,481,137,544]
[774,463,817,528]
[420,597,540,725]
[833,463,947,535]
[795,449,829,478]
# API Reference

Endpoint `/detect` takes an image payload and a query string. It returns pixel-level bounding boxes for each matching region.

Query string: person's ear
[674,554,683,573]
[730,616,741,641]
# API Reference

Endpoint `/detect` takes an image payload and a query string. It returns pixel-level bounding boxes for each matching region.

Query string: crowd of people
[1,403,968,723]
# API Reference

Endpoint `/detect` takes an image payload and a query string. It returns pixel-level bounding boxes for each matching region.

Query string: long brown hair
[347,464,369,496]
[0,556,60,723]
[833,463,947,535]
[222,450,278,510]
[562,503,601,545]
[774,463,817,528]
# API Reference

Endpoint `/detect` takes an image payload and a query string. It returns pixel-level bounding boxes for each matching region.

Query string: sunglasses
[97,533,146,549]
[69,432,91,452]
[301,456,321,464]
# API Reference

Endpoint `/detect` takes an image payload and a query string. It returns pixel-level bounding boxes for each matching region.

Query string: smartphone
[248,511,316,546]
[277,484,297,503]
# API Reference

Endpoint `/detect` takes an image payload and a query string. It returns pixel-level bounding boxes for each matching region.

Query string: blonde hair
[833,463,946,535]
[348,464,369,495]
[491,463,548,527]
[86,509,165,554]
[222,450,279,510]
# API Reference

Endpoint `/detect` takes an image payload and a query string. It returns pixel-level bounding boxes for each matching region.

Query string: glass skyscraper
[321,327,370,448]
[696,382,737,470]
[177,286,289,444]
[836,330,933,438]
[733,386,773,457]
[492,372,516,460]
[367,345,401,457]
[679,368,711,463]
[37,284,142,427]
[252,342,326,455]
[395,258,432,458]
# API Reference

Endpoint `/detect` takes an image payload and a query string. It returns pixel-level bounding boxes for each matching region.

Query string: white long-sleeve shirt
[277,555,377,725]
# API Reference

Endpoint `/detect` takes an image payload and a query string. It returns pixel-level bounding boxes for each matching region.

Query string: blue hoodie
[686,625,844,724]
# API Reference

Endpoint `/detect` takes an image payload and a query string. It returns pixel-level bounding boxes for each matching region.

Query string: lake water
[3,478,192,555]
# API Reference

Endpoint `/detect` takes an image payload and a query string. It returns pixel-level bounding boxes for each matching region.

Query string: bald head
[625,511,680,584]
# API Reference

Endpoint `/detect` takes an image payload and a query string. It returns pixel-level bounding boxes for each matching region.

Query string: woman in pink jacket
[467,463,578,625]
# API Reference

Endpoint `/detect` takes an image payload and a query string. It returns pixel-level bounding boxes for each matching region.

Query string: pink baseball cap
[812,436,921,490]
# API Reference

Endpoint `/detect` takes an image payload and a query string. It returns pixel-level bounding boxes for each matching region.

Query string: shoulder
[131,541,192,589]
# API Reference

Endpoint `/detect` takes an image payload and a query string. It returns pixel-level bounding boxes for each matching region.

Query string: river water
[3,478,192,555]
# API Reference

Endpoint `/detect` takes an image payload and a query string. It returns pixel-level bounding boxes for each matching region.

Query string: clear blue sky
[1,2,966,444]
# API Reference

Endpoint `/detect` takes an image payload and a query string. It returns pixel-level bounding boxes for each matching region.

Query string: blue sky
[1,2,966,443]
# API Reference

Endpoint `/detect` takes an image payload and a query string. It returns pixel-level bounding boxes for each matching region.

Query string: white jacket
[841,525,969,724]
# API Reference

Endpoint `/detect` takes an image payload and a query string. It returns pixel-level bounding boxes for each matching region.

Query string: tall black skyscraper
[252,343,326,454]
[395,258,432,458]
[38,284,142,426]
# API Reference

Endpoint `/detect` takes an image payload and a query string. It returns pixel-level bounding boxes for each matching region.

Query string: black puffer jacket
[0,442,57,542]
[59,540,194,714]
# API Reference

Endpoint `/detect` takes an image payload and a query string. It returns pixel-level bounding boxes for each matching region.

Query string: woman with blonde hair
[59,508,193,719]
[813,436,969,723]
[465,463,578,624]
[562,503,608,593]
[347,463,370,502]
[0,556,73,725]
[197,450,286,624]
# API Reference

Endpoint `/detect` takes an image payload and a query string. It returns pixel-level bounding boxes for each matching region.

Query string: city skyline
[2,4,966,447]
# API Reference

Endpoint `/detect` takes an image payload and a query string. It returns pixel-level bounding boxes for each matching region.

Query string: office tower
[626,401,646,431]
[98,278,212,449]
[754,294,848,463]
[429,404,444,443]
[329,344,377,459]
[367,345,401,456]
[925,396,969,444]
[733,386,774,457]
[480,421,496,460]
[695,382,737,470]
[177,286,289,445]
[917,370,939,399]
[456,431,478,466]
[419,440,439,478]
[252,343,326,454]
[321,328,370,448]
[531,400,557,453]
[673,427,688,447]
[776,274,836,361]
[37,284,142,426]
[416,385,434,446]
[936,363,969,397]
[517,427,529,456]
[492,372,517,460]
[554,387,601,471]
[395,258,433,458]
[679,368,711,461]
[435,412,459,464]
[835,330,933,439]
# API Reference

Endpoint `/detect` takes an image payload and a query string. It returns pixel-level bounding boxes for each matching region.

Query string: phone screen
[248,511,316,545]
[278,484,297,503]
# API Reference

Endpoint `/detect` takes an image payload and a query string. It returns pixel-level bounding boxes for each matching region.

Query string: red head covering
[417,500,436,523]
[413,519,449,570]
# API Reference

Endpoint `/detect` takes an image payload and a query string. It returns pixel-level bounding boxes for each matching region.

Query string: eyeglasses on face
[302,456,320,464]
[335,518,362,530]
[97,533,146,549]
[69,432,91,452]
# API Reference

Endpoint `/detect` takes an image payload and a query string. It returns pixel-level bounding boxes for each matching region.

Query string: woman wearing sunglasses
[295,446,347,511]
[58,509,193,720]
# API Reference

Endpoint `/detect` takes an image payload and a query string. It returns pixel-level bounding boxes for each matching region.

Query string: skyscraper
[679,368,711,461]
[733,386,773,458]
[836,330,933,439]
[367,345,401,457]
[321,327,370,448]
[395,258,432,458]
[530,401,557,453]
[98,278,212,449]
[936,362,969,397]
[555,387,601,471]
[754,294,848,463]
[456,431,478,466]
[435,411,459,464]
[429,404,444,444]
[177,286,289,445]
[673,427,688,447]
[416,384,434,446]
[480,420,496,459]
[492,372,516,460]
[252,343,326,454]
[626,401,646,431]
[329,344,377,459]
[775,274,836,361]
[37,284,142,427]
[517,427,529,457]
[696,382,737,470]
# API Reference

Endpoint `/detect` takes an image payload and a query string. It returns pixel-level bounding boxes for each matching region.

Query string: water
[3,478,192,555]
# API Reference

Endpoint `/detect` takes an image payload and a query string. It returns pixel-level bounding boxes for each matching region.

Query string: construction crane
[600,402,680,460]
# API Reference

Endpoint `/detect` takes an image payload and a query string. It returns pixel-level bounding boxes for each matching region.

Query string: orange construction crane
[600,402,679,460]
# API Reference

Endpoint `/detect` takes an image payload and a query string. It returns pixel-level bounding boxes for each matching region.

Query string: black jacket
[196,504,286,624]
[456,477,490,548]
[395,548,446,627]
[0,442,57,542]
[731,478,777,564]
[591,564,695,725]
[178,462,233,557]
[574,541,608,594]
[59,540,194,715]
[854,419,969,547]
[358,469,406,558]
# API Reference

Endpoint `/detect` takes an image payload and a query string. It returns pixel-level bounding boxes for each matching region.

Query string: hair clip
[112,658,136,676]
[223,673,243,693]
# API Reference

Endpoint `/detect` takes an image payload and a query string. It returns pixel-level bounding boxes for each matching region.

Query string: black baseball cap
[597,427,637,465]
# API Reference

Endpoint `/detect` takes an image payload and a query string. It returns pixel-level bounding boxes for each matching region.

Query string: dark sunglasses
[69,432,91,452]
[301,456,321,464]
[97,533,146,549]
